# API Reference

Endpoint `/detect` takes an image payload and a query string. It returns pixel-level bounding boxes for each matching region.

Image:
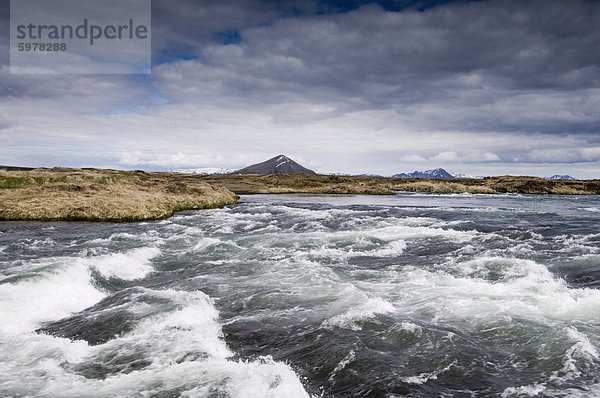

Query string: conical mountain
[233,155,316,175]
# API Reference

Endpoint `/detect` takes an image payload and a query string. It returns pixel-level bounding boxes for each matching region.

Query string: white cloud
[429,151,501,163]
[399,154,428,162]
[430,151,461,162]
[468,152,501,162]
[526,147,600,163]
[118,151,228,167]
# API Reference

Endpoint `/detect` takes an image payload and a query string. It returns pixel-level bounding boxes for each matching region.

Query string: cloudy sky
[1,0,599,177]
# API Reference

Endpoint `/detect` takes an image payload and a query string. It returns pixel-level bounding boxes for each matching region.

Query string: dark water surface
[1,193,600,397]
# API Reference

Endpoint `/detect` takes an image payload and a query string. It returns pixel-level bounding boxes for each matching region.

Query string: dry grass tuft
[0,168,238,222]
[390,181,497,194]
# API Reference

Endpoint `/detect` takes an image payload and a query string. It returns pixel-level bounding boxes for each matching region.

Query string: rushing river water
[1,193,600,397]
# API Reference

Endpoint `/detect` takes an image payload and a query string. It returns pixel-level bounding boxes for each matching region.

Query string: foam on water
[81,246,160,280]
[501,384,546,397]
[0,333,92,395]
[233,220,478,264]
[0,263,105,334]
[391,257,600,325]
[25,237,56,248]
[288,238,407,262]
[582,207,600,213]
[0,256,60,281]
[328,350,355,381]
[369,239,408,256]
[192,237,223,251]
[0,245,163,335]
[321,296,395,331]
[88,231,164,245]
[266,205,364,220]
[500,327,600,397]
[360,224,478,242]
[401,360,456,385]
[0,288,311,397]
[111,289,232,362]
[552,234,600,256]
[398,320,422,334]
[559,327,600,378]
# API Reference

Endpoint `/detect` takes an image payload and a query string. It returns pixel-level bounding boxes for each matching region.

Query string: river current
[1,193,600,397]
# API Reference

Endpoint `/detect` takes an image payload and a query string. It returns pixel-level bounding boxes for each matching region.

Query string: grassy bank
[0,168,238,222]
[1,169,597,222]
[197,174,395,195]
[198,173,600,195]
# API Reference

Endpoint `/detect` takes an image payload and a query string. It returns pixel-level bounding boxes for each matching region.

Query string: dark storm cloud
[1,0,599,175]
[150,0,307,63]
[183,0,597,92]
[151,0,599,136]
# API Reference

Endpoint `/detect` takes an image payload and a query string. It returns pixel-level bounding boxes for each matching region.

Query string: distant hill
[0,165,35,171]
[233,155,316,175]
[546,175,576,180]
[392,168,454,179]
[450,172,483,179]
[324,172,383,177]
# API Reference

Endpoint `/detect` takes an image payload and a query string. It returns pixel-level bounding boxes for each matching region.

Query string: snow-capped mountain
[450,172,484,179]
[235,155,316,175]
[323,172,382,177]
[545,175,576,180]
[171,167,237,175]
[392,168,454,179]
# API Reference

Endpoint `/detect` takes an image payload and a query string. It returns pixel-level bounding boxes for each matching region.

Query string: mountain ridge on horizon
[545,174,576,181]
[1,164,581,181]
[392,168,455,179]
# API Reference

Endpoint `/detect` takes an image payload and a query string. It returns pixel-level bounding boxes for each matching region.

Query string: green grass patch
[0,175,73,189]
[100,174,127,183]
[0,176,31,189]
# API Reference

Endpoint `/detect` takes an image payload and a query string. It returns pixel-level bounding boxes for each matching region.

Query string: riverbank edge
[1,168,598,222]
